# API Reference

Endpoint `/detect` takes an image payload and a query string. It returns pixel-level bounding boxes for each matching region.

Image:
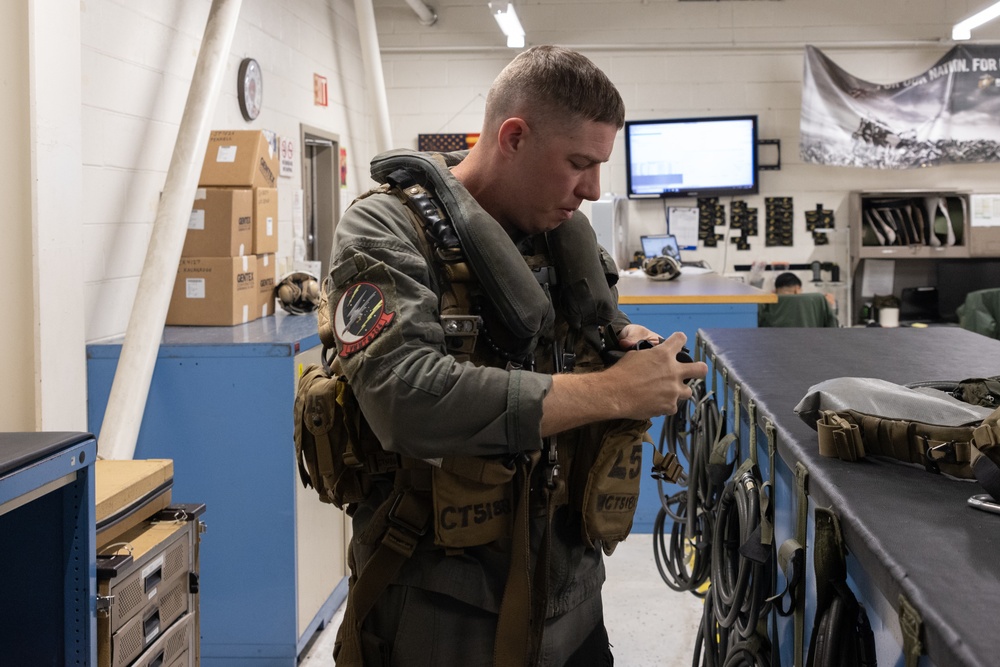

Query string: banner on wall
[800,44,1000,169]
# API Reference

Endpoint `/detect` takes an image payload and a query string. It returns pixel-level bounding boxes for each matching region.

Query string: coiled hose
[711,466,770,639]
[654,379,719,594]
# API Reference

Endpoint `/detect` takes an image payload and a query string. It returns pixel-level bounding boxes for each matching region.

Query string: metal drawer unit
[131,612,194,667]
[98,504,205,667]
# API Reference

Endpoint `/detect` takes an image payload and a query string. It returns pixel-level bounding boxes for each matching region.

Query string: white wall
[372,0,1000,292]
[0,0,374,431]
[81,0,374,343]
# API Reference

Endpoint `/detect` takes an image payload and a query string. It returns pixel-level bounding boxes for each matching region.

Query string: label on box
[195,188,207,200]
[186,278,206,299]
[266,216,274,236]
[189,209,205,230]
[242,304,249,323]
[216,145,237,163]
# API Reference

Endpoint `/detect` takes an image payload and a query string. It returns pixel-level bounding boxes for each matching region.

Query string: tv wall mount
[758,139,781,171]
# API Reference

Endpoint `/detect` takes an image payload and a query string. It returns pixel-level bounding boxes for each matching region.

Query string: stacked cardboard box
[167,130,279,326]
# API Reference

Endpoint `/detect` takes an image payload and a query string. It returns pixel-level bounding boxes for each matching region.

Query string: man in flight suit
[326,45,707,666]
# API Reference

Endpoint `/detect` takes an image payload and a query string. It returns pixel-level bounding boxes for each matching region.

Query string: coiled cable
[711,466,770,639]
[654,378,720,593]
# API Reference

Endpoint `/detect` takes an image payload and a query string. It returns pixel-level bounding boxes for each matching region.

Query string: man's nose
[576,168,602,201]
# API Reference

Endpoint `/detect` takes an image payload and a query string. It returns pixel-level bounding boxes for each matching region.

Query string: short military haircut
[484,45,625,134]
[774,272,802,290]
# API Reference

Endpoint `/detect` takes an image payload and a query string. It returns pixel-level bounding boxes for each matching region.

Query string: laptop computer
[640,234,681,262]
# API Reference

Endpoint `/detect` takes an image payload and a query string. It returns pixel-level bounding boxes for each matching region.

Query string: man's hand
[540,330,709,436]
[616,323,663,349]
[602,331,708,419]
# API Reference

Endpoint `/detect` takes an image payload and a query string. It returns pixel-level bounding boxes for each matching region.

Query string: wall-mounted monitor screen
[624,115,759,199]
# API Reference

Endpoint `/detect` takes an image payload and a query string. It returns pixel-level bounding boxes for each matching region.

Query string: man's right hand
[540,332,708,436]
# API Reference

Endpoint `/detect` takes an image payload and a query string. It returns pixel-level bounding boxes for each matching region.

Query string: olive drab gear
[795,376,1000,502]
[294,149,681,667]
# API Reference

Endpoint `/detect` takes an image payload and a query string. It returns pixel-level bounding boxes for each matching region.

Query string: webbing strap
[972,417,1000,501]
[793,462,810,667]
[748,399,759,466]
[493,454,536,667]
[733,384,742,442]
[710,352,718,396]
[761,421,776,549]
[336,490,430,666]
[898,594,924,667]
[722,367,730,417]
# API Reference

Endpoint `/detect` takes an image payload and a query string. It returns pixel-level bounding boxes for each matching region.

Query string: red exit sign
[314,74,328,107]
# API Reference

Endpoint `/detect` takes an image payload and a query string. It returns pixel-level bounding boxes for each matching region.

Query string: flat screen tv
[624,115,759,199]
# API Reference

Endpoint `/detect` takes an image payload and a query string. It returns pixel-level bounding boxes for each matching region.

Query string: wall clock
[238,57,263,121]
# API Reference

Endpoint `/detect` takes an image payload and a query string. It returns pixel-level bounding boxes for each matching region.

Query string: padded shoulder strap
[370,149,554,343]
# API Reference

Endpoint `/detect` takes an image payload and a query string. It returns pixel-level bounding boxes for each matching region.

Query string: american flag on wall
[418,133,480,152]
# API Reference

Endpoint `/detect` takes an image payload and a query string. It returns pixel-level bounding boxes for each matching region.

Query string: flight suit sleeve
[327,194,552,460]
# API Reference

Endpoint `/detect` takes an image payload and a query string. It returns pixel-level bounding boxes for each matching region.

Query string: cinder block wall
[80,0,373,341]
[373,0,1000,291]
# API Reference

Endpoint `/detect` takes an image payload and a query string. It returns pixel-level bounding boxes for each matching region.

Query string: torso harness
[295,154,681,666]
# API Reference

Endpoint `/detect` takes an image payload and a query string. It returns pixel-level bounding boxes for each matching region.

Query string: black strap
[973,454,1000,502]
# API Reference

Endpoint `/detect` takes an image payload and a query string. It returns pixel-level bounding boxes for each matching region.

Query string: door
[300,125,341,280]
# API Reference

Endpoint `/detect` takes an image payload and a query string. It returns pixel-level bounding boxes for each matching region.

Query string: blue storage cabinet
[0,432,97,666]
[87,313,348,666]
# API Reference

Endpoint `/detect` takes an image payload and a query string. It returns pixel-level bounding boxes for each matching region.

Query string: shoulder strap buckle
[387,492,429,539]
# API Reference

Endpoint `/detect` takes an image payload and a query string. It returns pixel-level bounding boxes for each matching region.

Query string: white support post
[98,0,244,460]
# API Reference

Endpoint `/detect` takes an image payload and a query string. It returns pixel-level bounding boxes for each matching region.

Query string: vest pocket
[576,419,651,555]
[430,459,516,548]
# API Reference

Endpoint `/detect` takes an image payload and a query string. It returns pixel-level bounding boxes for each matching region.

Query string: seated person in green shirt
[759,272,839,327]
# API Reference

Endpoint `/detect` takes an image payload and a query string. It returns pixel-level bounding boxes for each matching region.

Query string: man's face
[506,119,618,236]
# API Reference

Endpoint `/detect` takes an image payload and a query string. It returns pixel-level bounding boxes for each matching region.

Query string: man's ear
[496,117,529,158]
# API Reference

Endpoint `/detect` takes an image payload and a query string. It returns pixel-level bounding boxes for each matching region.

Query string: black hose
[711,467,769,638]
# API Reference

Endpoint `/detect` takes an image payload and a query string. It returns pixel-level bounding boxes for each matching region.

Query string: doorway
[300,124,341,279]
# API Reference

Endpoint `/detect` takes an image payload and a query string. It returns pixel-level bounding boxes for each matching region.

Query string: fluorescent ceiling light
[953,1,1000,40]
[491,3,525,48]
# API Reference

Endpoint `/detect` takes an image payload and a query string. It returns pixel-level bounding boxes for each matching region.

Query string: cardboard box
[167,255,258,326]
[257,253,276,318]
[199,130,278,188]
[183,187,253,257]
[95,459,174,549]
[252,187,279,254]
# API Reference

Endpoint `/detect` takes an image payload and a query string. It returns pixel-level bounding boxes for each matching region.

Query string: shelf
[855,244,970,261]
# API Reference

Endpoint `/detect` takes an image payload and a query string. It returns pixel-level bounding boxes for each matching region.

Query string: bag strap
[335,489,432,666]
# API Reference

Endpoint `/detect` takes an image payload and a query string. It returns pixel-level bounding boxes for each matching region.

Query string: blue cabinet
[87,313,348,666]
[0,432,97,666]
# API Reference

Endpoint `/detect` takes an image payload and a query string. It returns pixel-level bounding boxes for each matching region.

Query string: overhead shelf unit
[849,190,971,276]
[845,190,1000,325]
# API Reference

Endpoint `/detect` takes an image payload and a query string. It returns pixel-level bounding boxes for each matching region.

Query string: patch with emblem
[334,282,396,356]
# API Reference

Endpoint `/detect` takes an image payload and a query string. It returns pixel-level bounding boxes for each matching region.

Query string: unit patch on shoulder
[334,282,396,356]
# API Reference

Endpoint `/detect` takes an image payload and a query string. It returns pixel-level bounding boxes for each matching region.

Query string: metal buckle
[441,315,480,337]
[924,441,957,474]
[388,494,427,537]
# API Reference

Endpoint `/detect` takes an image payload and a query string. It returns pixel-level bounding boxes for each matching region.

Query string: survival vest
[804,376,1000,501]
[294,149,682,666]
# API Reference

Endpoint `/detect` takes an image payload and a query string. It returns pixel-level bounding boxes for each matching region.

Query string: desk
[0,432,97,666]
[617,271,776,306]
[698,326,1000,667]
[616,272,774,532]
[87,313,347,666]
